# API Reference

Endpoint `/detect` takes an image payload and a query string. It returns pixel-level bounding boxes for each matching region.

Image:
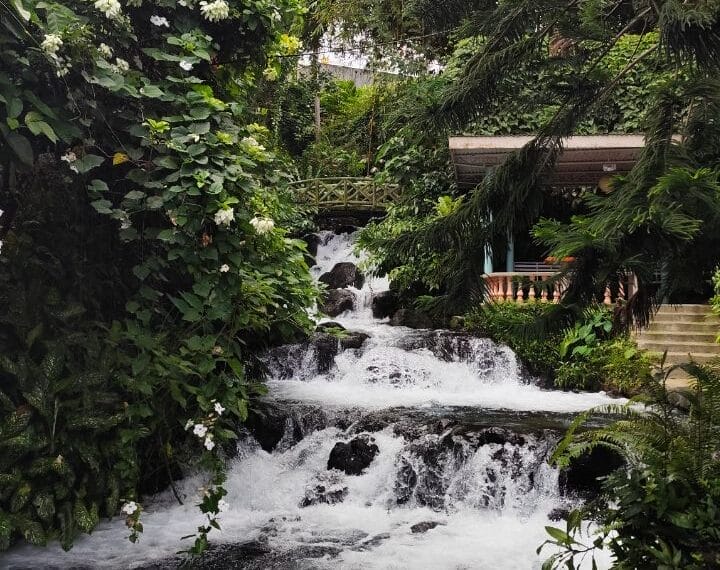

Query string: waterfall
[3,230,619,569]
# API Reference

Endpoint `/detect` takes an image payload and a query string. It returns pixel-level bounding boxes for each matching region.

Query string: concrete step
[646,321,720,333]
[637,340,720,354]
[652,313,719,324]
[652,351,720,365]
[637,331,719,343]
[656,304,713,315]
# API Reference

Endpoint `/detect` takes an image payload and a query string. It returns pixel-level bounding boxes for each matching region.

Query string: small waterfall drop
[3,230,619,570]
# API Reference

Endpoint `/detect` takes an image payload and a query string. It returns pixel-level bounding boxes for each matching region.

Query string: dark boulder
[328,434,379,475]
[390,308,433,329]
[340,331,370,350]
[311,332,340,373]
[560,446,624,498]
[371,291,399,319]
[303,233,322,257]
[320,289,356,317]
[301,484,349,507]
[410,521,444,534]
[319,262,365,290]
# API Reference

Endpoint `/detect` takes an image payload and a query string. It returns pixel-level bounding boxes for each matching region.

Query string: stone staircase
[635,304,720,388]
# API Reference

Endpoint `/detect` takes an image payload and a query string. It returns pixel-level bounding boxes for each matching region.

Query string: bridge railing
[288,177,401,211]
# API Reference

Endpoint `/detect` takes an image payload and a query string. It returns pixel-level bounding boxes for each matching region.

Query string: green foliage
[464,302,562,380]
[1,0,316,554]
[542,362,720,568]
[558,307,613,359]
[555,337,655,395]
[712,268,720,342]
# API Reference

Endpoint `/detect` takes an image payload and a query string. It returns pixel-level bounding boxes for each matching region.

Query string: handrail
[288,177,401,212]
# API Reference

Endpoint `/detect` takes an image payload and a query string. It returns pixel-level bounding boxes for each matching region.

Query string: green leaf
[140,85,164,98]
[24,111,57,142]
[91,199,113,214]
[544,526,576,546]
[74,154,105,174]
[6,97,22,119]
[5,131,33,165]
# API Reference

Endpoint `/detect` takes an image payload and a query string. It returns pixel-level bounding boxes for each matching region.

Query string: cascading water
[3,230,619,570]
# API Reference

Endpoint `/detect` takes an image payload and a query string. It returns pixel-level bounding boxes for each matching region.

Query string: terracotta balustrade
[484,272,635,305]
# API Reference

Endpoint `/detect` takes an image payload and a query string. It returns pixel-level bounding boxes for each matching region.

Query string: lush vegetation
[3,0,720,566]
[541,362,720,569]
[0,0,316,554]
[465,303,652,396]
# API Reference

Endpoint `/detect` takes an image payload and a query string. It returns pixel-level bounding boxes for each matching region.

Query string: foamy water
[2,230,617,569]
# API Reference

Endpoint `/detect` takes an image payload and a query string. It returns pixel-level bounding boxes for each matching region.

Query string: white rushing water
[3,230,617,570]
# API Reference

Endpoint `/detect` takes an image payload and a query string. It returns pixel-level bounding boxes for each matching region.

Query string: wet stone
[410,521,445,534]
[371,290,399,319]
[300,484,349,507]
[319,262,365,290]
[327,434,380,475]
[319,288,356,317]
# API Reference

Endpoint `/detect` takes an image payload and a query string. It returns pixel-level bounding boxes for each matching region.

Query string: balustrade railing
[288,177,401,211]
[485,271,638,304]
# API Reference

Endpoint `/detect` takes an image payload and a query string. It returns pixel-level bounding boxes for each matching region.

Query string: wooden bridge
[288,177,401,213]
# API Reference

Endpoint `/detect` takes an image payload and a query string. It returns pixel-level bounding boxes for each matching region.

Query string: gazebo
[448,134,646,302]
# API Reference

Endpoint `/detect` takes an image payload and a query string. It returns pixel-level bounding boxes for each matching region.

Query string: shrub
[464,302,562,381]
[555,338,655,395]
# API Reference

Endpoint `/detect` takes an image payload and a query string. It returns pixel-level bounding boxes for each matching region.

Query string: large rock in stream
[320,288,356,317]
[319,262,365,290]
[371,290,399,319]
[328,434,379,475]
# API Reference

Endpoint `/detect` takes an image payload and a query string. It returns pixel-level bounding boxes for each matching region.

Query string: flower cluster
[61,151,78,173]
[214,207,234,227]
[250,216,274,235]
[199,0,229,22]
[94,0,122,19]
[40,34,63,56]
[121,501,138,515]
[98,43,113,58]
[150,14,169,27]
[185,400,225,451]
[113,57,130,74]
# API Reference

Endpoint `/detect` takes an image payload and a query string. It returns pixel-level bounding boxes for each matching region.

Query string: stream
[3,231,621,569]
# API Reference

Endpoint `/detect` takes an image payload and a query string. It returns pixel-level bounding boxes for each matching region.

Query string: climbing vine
[1,0,316,554]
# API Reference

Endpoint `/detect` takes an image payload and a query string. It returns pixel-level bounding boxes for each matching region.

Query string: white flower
[217,499,229,513]
[204,436,215,451]
[114,57,130,73]
[61,151,79,173]
[214,207,234,227]
[179,60,194,71]
[121,501,138,515]
[212,346,223,355]
[94,0,122,19]
[249,216,274,235]
[199,0,229,22]
[98,43,113,58]
[178,0,187,5]
[193,423,208,438]
[150,14,169,27]
[214,402,225,415]
[219,264,229,273]
[184,419,193,430]
[241,136,265,151]
[41,34,63,56]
